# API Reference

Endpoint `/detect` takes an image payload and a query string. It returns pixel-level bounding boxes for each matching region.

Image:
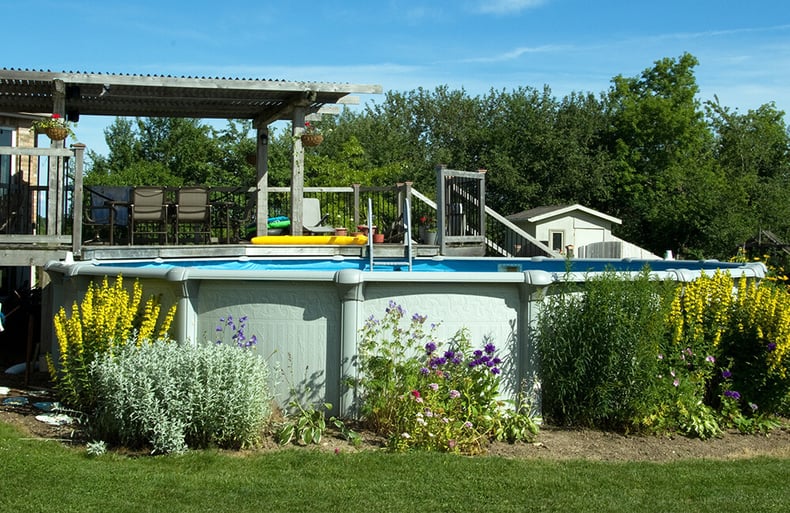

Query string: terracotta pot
[373,233,385,243]
[356,225,377,236]
[334,228,348,236]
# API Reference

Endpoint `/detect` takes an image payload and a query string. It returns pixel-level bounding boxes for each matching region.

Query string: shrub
[357,301,537,453]
[89,339,273,454]
[654,270,790,434]
[48,276,176,411]
[717,275,790,415]
[536,270,675,430]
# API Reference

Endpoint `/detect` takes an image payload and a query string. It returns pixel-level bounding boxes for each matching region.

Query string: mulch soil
[2,371,789,460]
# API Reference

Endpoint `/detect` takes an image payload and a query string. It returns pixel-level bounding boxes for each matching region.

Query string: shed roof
[0,68,382,123]
[508,204,622,225]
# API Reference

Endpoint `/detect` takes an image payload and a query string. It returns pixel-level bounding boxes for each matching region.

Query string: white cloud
[462,44,570,63]
[476,0,547,15]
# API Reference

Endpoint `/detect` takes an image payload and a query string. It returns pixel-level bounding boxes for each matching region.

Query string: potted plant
[418,215,437,244]
[300,121,323,147]
[31,113,75,141]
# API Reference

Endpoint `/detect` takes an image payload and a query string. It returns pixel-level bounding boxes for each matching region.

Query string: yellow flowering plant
[48,275,176,410]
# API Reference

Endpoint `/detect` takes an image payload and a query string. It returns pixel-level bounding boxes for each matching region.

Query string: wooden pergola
[0,68,382,235]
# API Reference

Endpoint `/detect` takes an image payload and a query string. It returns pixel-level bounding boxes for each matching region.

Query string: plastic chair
[303,197,335,235]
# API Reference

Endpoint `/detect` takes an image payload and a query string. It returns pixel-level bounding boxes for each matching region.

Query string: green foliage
[48,276,176,411]
[89,340,273,454]
[275,399,331,446]
[536,270,676,430]
[538,269,789,438]
[357,301,538,453]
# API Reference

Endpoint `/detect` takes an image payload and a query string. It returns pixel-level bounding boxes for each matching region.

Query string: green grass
[1,422,787,513]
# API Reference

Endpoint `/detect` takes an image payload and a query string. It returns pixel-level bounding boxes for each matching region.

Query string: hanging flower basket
[45,126,70,141]
[31,114,75,141]
[301,134,324,147]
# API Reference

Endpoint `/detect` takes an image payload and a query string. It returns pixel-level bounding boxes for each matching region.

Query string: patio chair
[175,186,212,244]
[302,197,335,235]
[130,186,169,244]
[83,186,130,244]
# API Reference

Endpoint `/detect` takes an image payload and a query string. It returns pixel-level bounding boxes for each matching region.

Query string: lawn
[0,422,787,513]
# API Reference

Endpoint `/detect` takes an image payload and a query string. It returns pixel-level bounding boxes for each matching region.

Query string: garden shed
[507,204,660,259]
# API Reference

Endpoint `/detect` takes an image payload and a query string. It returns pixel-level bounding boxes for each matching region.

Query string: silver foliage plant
[89,340,273,454]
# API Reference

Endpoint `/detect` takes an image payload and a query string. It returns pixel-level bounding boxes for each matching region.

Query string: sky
[5,0,790,156]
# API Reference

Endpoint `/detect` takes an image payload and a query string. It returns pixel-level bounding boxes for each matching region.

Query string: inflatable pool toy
[267,216,291,229]
[250,235,368,245]
[245,216,292,238]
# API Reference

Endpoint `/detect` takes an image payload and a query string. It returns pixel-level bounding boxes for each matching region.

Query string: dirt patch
[2,372,789,460]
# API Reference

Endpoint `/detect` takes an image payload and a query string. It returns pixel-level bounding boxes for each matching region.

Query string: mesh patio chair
[130,186,169,244]
[175,186,212,244]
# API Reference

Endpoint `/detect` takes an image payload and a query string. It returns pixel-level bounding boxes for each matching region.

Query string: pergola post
[47,79,67,237]
[290,105,307,235]
[254,122,270,236]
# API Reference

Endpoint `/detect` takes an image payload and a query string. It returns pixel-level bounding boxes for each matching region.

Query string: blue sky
[5,0,790,156]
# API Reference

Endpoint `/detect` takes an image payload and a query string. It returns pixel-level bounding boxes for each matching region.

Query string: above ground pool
[44,256,766,416]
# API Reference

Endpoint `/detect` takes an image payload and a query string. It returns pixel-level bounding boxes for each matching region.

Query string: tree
[603,53,720,257]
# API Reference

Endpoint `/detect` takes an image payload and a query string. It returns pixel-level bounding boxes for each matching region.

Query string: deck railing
[1,148,555,262]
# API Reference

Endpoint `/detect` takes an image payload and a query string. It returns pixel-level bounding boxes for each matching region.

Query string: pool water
[99,256,745,274]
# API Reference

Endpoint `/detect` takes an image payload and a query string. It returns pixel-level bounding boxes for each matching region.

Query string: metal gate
[436,165,486,256]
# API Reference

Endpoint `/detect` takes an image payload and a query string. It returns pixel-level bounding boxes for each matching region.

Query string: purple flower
[425,342,437,354]
[492,357,502,365]
[749,402,758,412]
[412,313,427,324]
[724,390,741,400]
[705,355,715,363]
[473,349,483,358]
[449,389,461,399]
[428,383,439,391]
[451,356,462,365]
[484,342,496,355]
[722,369,732,379]
[420,367,430,375]
[767,342,777,352]
[491,367,501,375]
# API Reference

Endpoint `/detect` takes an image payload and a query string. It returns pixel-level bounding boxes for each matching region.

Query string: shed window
[550,230,564,252]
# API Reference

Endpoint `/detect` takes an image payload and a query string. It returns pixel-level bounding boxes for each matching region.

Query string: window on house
[550,230,564,252]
